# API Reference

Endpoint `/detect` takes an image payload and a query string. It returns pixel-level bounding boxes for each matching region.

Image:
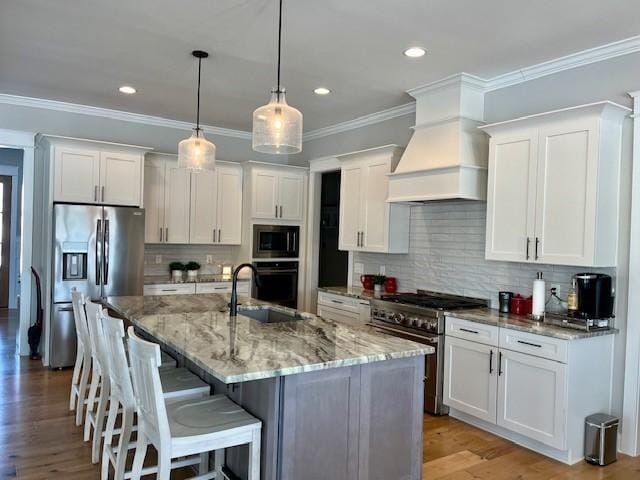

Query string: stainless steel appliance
[51,204,145,368]
[585,413,619,466]
[369,290,488,415]
[252,261,298,309]
[253,224,299,258]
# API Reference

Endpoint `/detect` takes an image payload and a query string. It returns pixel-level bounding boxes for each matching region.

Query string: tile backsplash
[144,244,237,277]
[353,201,614,308]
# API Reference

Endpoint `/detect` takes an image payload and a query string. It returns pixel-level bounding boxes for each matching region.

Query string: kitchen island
[105,294,432,480]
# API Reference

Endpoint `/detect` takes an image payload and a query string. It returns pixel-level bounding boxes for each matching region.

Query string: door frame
[622,91,640,456]
[0,129,35,356]
[0,167,19,308]
[304,156,353,313]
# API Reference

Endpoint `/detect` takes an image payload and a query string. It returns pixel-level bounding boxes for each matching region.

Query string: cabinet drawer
[446,316,499,346]
[317,291,360,313]
[499,328,568,363]
[317,304,364,327]
[143,283,196,296]
[195,282,249,295]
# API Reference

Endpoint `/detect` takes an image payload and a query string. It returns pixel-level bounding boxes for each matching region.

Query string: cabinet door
[189,170,217,244]
[99,152,142,206]
[278,172,305,221]
[143,161,165,243]
[361,160,390,252]
[443,336,497,423]
[216,165,243,244]
[251,169,278,219]
[53,147,101,203]
[485,132,538,262]
[497,349,567,449]
[534,120,599,265]
[338,164,362,251]
[163,164,191,244]
[280,367,360,480]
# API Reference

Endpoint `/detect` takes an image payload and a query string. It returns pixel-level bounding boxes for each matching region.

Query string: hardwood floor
[2,311,639,479]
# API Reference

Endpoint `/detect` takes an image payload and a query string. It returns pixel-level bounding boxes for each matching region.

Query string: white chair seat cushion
[166,394,260,439]
[160,368,209,400]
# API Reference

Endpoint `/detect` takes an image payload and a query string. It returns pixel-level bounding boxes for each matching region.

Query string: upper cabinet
[249,164,306,222]
[338,145,410,254]
[51,139,148,206]
[481,102,630,267]
[144,154,243,245]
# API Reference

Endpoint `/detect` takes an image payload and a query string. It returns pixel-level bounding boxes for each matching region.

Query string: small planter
[186,269,199,281]
[171,270,183,282]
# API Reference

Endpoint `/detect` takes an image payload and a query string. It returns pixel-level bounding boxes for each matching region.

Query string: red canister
[360,274,374,290]
[384,277,397,293]
[510,295,533,315]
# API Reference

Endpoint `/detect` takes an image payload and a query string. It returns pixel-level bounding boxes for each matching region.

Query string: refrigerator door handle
[103,219,110,285]
[95,219,102,285]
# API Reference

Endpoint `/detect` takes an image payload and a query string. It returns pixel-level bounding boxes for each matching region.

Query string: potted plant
[372,275,386,296]
[169,262,185,282]
[185,261,201,281]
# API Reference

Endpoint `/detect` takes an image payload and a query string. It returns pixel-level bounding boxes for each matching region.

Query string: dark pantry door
[0,176,12,307]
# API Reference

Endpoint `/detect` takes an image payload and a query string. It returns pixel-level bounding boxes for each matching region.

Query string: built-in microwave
[253,225,299,258]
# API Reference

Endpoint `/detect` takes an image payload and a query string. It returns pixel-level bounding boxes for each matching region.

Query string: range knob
[391,313,405,324]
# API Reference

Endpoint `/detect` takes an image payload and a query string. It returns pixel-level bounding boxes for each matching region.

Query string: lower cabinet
[143,281,249,296]
[316,291,370,327]
[443,336,497,423]
[497,349,567,449]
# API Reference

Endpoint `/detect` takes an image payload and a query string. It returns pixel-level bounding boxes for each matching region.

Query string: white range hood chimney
[387,73,489,202]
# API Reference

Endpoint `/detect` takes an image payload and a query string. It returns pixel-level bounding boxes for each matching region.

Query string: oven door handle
[369,324,439,344]
[255,269,298,274]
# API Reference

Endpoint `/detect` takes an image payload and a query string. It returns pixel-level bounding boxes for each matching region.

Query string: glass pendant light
[252,0,302,154]
[178,50,216,170]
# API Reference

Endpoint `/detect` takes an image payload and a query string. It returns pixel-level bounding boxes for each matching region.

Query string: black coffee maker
[573,273,614,319]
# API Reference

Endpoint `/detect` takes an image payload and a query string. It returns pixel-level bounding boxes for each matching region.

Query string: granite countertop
[445,308,617,340]
[105,294,433,384]
[144,275,249,285]
[317,286,376,300]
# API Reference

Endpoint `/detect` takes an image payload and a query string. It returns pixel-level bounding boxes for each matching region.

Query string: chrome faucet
[230,263,260,317]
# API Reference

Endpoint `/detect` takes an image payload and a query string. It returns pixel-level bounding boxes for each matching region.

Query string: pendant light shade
[252,0,302,154]
[178,50,216,171]
[252,88,302,154]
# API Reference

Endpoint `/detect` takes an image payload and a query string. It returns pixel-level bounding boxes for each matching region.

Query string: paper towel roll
[532,272,546,318]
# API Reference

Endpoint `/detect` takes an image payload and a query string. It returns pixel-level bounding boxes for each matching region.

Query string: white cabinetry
[482,102,630,267]
[338,145,410,253]
[144,281,249,296]
[317,291,370,327]
[144,154,243,245]
[444,314,614,464]
[51,139,147,206]
[250,166,306,221]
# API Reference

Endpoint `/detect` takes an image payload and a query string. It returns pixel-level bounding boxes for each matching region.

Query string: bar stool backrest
[71,289,91,356]
[85,300,109,378]
[127,326,171,446]
[101,313,136,410]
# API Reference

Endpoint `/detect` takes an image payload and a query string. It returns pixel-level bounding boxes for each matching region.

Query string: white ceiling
[1,0,638,132]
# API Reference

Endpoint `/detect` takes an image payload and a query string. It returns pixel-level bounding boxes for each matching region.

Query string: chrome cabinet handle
[275,205,278,218]
[165,227,168,242]
[460,327,479,334]
[218,229,221,243]
[160,227,163,242]
[161,288,178,292]
[101,186,105,202]
[357,232,361,247]
[489,349,494,374]
[498,351,503,376]
[361,231,364,247]
[279,205,283,218]
[535,237,540,260]
[526,237,530,260]
[94,185,98,202]
[213,229,216,243]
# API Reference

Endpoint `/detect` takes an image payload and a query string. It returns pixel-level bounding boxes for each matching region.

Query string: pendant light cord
[276,0,283,101]
[196,56,202,132]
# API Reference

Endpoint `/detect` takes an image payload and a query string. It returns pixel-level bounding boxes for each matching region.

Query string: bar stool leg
[214,449,224,477]
[157,450,171,480]
[84,366,100,440]
[91,379,110,463]
[70,347,83,411]
[114,407,134,480]
[130,428,148,480]
[248,430,261,480]
[101,397,119,480]
[199,452,209,474]
[76,356,91,426]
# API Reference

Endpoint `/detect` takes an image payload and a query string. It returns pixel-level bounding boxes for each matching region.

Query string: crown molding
[302,102,415,142]
[407,72,488,97]
[485,35,640,91]
[0,94,252,140]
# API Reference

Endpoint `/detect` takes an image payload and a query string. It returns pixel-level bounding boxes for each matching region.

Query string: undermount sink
[238,307,303,324]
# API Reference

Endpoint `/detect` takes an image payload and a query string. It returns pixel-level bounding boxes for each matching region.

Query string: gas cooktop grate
[380,293,486,310]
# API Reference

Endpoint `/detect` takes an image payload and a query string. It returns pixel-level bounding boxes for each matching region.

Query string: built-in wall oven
[252,261,298,309]
[253,225,299,259]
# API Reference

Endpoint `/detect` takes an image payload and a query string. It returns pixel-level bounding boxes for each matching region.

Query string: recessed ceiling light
[118,85,137,94]
[313,87,331,95]
[403,47,426,58]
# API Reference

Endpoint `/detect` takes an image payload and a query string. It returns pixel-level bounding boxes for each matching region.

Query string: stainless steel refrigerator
[50,204,144,368]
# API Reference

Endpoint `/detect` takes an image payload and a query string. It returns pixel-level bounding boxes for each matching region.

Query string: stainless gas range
[369,290,488,415]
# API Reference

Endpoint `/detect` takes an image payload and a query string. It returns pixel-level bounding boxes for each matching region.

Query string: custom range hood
[387,73,489,202]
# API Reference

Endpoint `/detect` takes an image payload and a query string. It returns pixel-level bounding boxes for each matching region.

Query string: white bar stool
[100,312,211,479]
[70,289,92,427]
[127,326,262,480]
